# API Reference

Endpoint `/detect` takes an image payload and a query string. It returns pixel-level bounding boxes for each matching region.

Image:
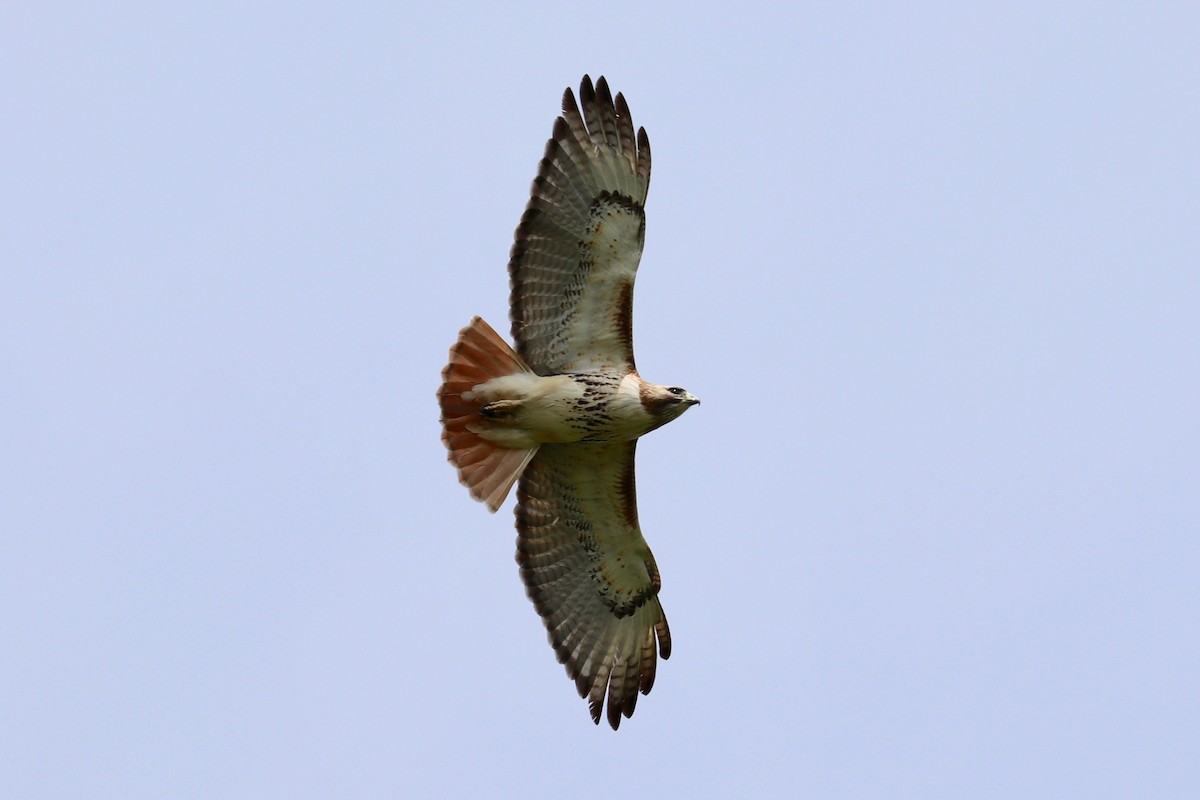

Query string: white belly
[467,371,653,448]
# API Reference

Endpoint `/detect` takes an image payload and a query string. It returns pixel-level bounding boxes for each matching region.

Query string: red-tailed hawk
[437,76,699,729]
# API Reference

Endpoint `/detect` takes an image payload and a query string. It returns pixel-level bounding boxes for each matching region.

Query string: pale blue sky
[3,2,1198,798]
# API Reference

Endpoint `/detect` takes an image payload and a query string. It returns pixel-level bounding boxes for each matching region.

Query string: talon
[480,399,520,420]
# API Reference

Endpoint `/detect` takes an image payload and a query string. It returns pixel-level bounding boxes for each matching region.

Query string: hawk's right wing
[515,440,671,729]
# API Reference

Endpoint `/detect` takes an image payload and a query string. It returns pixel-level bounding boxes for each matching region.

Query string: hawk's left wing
[508,75,652,376]
[515,441,671,729]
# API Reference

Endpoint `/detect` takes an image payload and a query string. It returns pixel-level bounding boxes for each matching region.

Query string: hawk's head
[640,383,700,429]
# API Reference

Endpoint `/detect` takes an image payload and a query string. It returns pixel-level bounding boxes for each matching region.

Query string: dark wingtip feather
[637,127,651,188]
[594,75,613,108]
[587,687,603,725]
[550,116,569,144]
[615,92,630,118]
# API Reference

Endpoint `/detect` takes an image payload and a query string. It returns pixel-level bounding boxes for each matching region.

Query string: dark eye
[668,387,684,396]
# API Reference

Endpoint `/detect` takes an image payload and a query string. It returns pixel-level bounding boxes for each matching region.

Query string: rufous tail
[437,316,537,512]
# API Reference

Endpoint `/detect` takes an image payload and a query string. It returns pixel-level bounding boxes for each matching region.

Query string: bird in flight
[437,76,699,729]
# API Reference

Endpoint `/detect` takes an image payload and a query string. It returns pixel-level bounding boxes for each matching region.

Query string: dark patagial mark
[617,442,639,529]
[614,280,636,370]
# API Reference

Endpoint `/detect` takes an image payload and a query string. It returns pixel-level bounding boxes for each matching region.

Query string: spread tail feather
[438,316,537,512]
